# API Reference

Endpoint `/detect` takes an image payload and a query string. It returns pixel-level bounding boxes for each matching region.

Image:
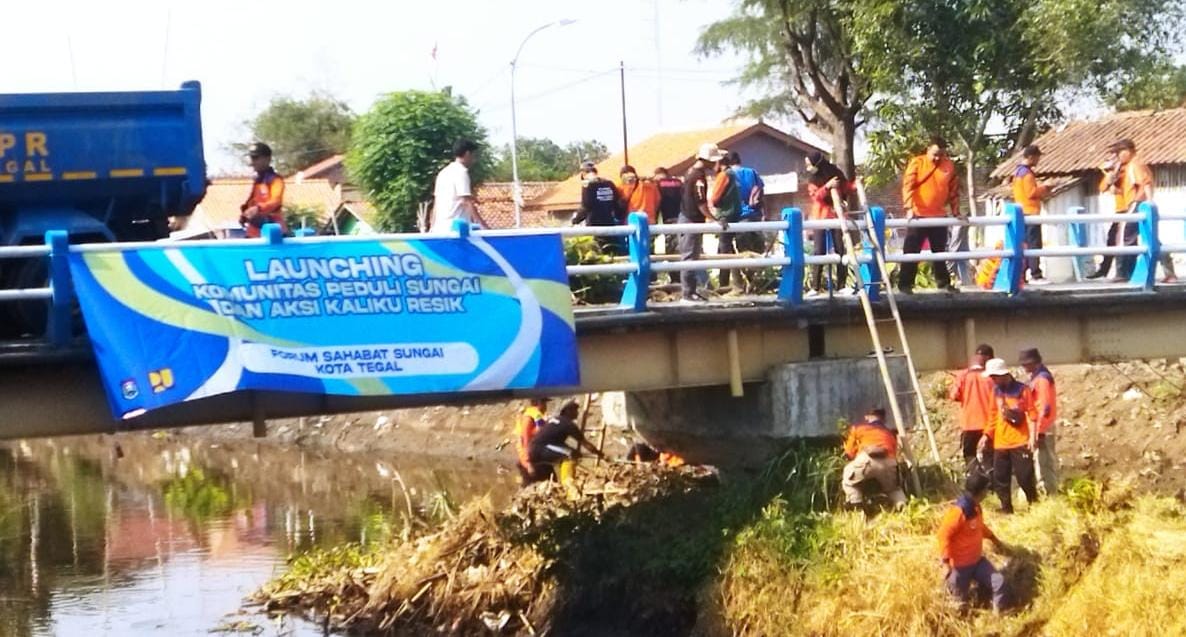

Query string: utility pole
[620,61,629,165]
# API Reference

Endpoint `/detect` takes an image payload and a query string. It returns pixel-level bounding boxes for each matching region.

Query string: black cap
[247,142,272,158]
[580,160,597,173]
[975,343,995,357]
[1019,348,1042,365]
[1022,144,1042,158]
[1108,138,1136,153]
[620,164,637,175]
[867,407,887,421]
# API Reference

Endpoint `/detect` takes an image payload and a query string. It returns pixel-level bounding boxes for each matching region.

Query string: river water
[0,434,516,636]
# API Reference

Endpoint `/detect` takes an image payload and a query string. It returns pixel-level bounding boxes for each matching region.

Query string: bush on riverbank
[254,447,1186,636]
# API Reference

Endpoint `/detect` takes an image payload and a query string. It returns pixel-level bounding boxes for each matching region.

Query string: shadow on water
[0,434,515,636]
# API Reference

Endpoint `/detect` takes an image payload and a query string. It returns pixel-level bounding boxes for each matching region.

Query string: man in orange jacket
[1020,348,1058,494]
[841,408,907,510]
[1011,145,1050,284]
[240,143,287,238]
[618,164,660,224]
[937,471,1010,612]
[899,136,962,294]
[949,344,997,468]
[982,358,1040,513]
[1091,138,1176,282]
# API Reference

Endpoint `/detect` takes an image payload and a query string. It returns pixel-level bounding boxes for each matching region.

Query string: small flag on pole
[431,42,438,61]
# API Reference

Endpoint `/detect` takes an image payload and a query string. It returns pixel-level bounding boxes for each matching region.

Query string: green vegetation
[564,236,622,305]
[235,92,355,174]
[346,90,490,231]
[162,468,241,522]
[488,137,609,182]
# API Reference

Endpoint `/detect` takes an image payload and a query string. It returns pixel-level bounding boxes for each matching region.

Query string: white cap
[696,142,726,162]
[981,358,1012,378]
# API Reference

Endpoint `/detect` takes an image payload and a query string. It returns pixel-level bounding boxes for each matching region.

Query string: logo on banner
[120,378,140,400]
[149,368,175,393]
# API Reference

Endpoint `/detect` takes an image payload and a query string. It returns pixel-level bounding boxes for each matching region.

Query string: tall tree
[1106,62,1186,112]
[489,138,610,182]
[235,92,355,174]
[347,90,490,232]
[697,0,869,177]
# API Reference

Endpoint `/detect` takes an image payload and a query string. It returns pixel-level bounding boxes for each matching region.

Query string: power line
[479,67,619,113]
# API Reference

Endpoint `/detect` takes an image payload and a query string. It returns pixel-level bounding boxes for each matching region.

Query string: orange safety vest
[516,406,546,469]
[242,168,287,238]
[989,381,1038,450]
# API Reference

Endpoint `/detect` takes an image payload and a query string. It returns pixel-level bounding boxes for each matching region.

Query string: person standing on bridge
[1090,139,1176,283]
[239,143,287,238]
[573,161,624,255]
[841,408,907,512]
[431,139,488,232]
[655,167,684,284]
[717,151,766,291]
[1011,145,1051,285]
[1020,348,1058,494]
[678,143,728,303]
[805,151,856,297]
[899,136,962,294]
[949,344,997,470]
[982,358,1039,513]
[709,153,744,291]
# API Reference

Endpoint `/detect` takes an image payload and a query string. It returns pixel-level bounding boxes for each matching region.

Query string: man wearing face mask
[572,161,624,254]
[899,136,962,294]
[618,164,660,225]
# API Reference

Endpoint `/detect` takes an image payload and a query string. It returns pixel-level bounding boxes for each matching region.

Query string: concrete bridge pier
[604,357,918,467]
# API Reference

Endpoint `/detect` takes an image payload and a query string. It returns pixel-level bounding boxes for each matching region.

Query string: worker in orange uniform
[981,358,1039,513]
[805,151,856,297]
[618,165,660,224]
[515,398,549,486]
[1012,145,1051,284]
[937,471,1010,612]
[899,136,962,294]
[1091,138,1176,282]
[841,408,907,511]
[239,143,287,238]
[949,344,998,469]
[1020,348,1058,494]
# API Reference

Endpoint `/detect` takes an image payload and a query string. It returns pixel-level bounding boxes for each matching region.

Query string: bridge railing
[4,202,1185,354]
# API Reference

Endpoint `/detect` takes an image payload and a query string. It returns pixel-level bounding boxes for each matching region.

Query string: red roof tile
[297,154,345,179]
[181,177,339,234]
[475,182,558,229]
[990,108,1186,180]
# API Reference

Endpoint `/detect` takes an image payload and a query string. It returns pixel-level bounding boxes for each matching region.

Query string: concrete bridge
[2,204,1185,444]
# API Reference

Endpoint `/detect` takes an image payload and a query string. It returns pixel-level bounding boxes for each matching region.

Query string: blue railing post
[1068,206,1088,280]
[777,208,804,305]
[45,230,72,348]
[993,203,1025,295]
[861,206,886,301]
[1131,201,1160,290]
[261,223,285,245]
[451,218,472,238]
[619,212,651,311]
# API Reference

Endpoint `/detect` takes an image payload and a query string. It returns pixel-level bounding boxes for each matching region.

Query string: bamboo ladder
[829,186,942,494]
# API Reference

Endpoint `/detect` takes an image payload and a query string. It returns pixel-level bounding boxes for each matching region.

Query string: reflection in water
[0,435,514,636]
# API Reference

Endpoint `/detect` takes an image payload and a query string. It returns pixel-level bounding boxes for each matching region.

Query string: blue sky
[4,0,810,173]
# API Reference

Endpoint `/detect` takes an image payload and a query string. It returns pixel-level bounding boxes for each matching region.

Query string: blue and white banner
[68,234,580,419]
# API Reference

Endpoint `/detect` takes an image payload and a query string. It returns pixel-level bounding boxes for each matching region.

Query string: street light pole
[510,19,576,228]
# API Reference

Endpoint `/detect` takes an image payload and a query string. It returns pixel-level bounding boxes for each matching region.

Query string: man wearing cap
[239,143,287,238]
[573,161,624,254]
[526,400,606,492]
[1012,145,1051,284]
[678,143,728,302]
[899,136,962,294]
[949,344,998,469]
[1092,139,1176,282]
[981,358,1040,513]
[431,139,487,232]
[1020,348,1058,494]
[937,471,1011,613]
[841,408,908,511]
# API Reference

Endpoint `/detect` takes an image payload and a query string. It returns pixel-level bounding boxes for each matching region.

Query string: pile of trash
[253,462,717,634]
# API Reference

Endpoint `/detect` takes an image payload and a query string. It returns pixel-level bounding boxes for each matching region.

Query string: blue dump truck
[0,81,207,333]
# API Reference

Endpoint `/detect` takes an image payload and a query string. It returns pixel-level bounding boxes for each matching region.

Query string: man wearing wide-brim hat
[981,358,1040,513]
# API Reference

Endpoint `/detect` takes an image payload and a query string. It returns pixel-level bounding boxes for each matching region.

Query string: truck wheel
[3,257,84,339]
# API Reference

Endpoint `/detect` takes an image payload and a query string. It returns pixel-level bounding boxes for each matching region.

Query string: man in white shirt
[431,139,487,232]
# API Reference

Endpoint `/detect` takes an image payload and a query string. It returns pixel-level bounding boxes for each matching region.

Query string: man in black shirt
[679,143,728,302]
[572,161,624,255]
[526,400,606,485]
[655,167,684,284]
